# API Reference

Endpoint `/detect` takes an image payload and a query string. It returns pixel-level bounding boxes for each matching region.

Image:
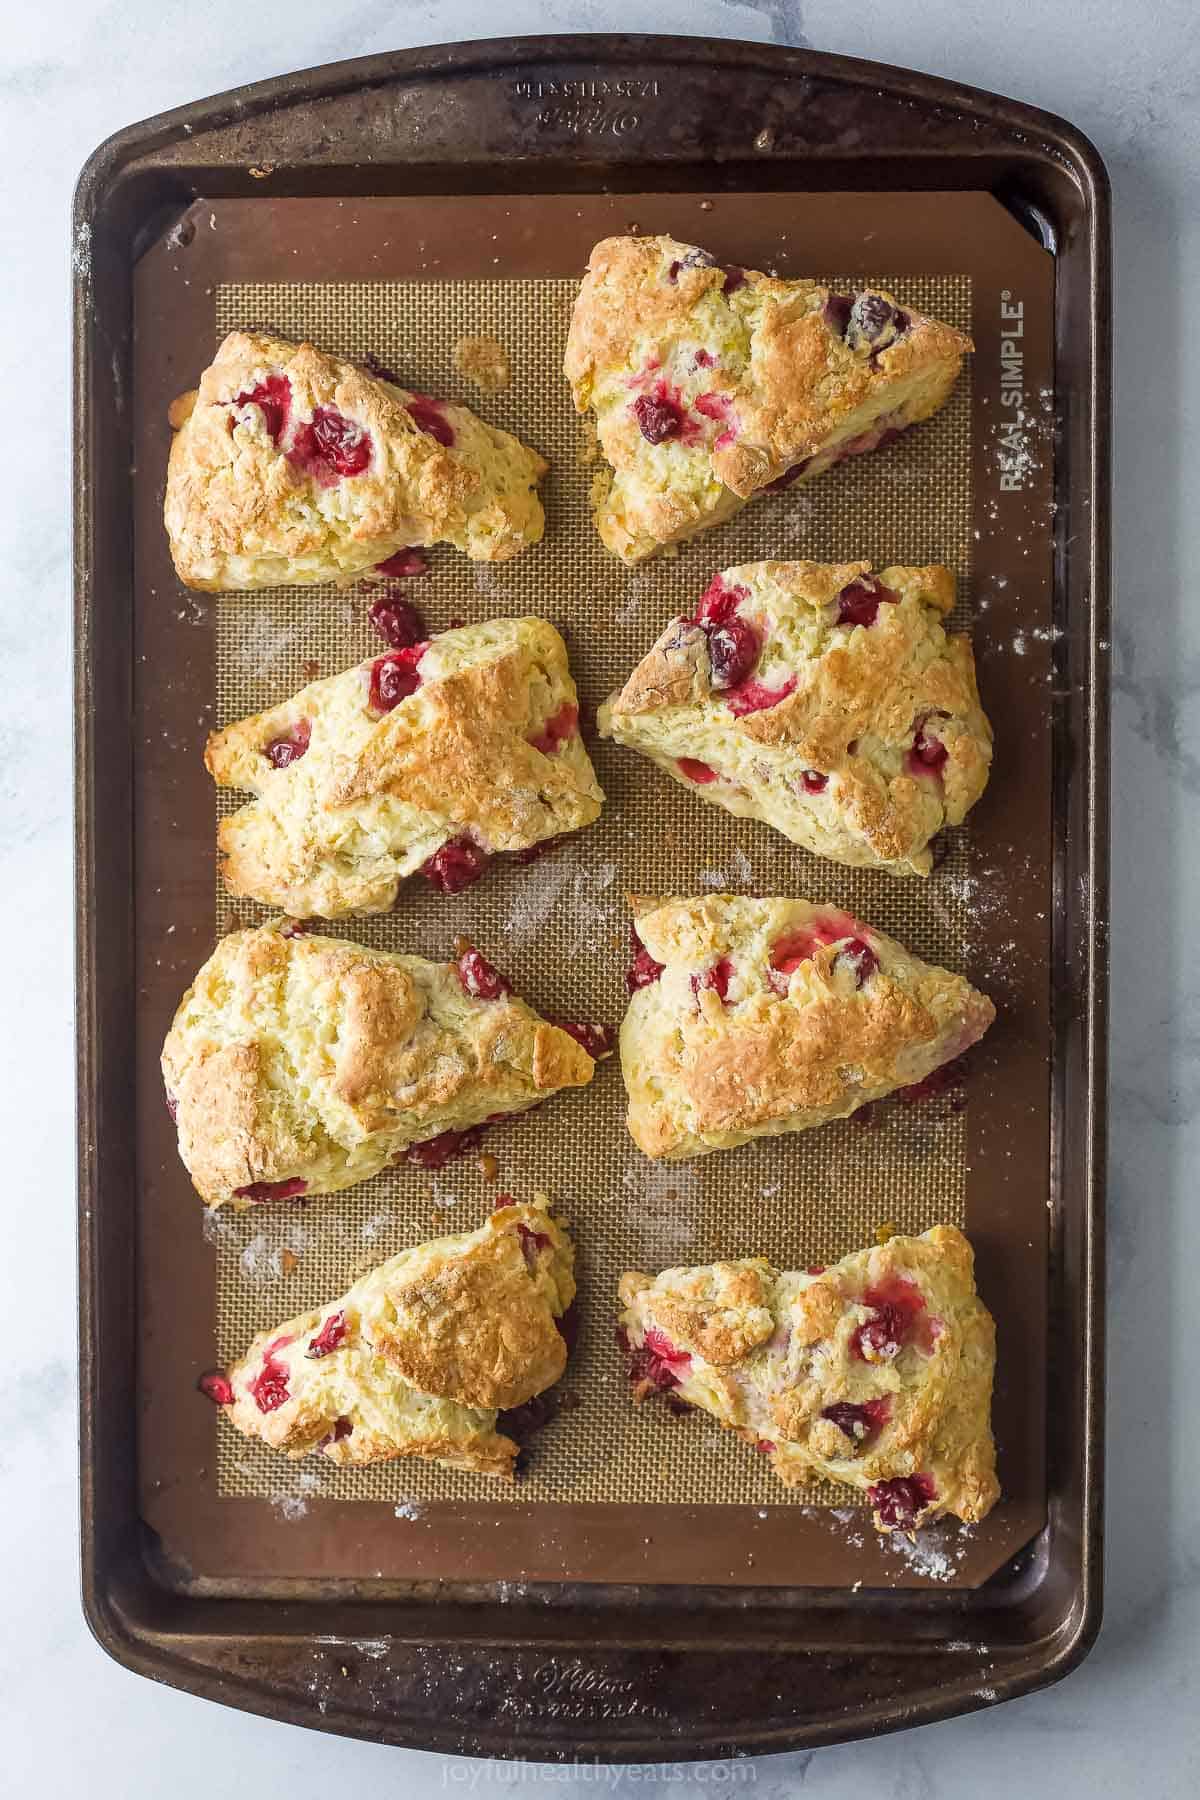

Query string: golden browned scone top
[619,1224,999,1532]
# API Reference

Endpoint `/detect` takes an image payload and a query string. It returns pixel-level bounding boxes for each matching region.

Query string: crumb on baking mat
[453,333,511,392]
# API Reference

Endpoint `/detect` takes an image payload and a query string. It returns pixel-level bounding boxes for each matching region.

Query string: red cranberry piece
[666,247,717,281]
[529,701,579,755]
[693,574,748,627]
[456,947,511,1001]
[763,457,812,493]
[707,615,760,689]
[164,1087,178,1123]
[265,719,311,768]
[406,394,455,447]
[898,1055,969,1106]
[909,713,950,775]
[368,643,427,714]
[693,348,715,369]
[368,596,426,647]
[693,390,732,424]
[838,938,879,987]
[677,756,719,784]
[755,1438,776,1454]
[633,393,683,444]
[691,957,733,1003]
[327,1416,354,1444]
[801,770,828,794]
[233,375,291,446]
[420,835,491,893]
[805,1265,827,1275]
[619,1323,691,1392]
[550,1020,616,1060]
[836,579,899,628]
[307,1311,349,1359]
[198,1369,233,1406]
[516,1221,552,1272]
[722,266,747,294]
[852,1276,930,1362]
[626,928,666,992]
[233,1177,308,1202]
[726,675,797,717]
[405,1125,486,1170]
[288,407,371,484]
[374,547,430,578]
[249,1342,293,1414]
[823,293,853,337]
[821,1397,892,1443]
[869,1473,937,1529]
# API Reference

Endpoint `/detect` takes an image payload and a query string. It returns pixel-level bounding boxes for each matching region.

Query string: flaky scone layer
[162,925,596,1207]
[165,331,547,589]
[619,1224,999,1531]
[565,235,971,562]
[207,616,604,917]
[621,895,994,1160]
[216,1199,575,1479]
[599,561,991,877]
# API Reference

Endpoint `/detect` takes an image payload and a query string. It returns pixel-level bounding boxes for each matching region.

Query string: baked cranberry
[763,458,811,492]
[249,1337,294,1414]
[693,348,715,368]
[869,1473,937,1529]
[619,1323,690,1392]
[726,675,797,717]
[823,293,854,337]
[406,1125,486,1169]
[755,1438,776,1453]
[420,835,491,893]
[694,390,733,425]
[634,393,683,443]
[164,1088,178,1123]
[279,918,308,938]
[839,938,880,986]
[768,913,859,987]
[234,1177,308,1202]
[368,643,427,714]
[836,579,899,628]
[801,770,828,794]
[456,947,511,1000]
[666,248,717,281]
[406,394,455,446]
[626,928,666,992]
[265,719,311,768]
[556,1299,581,1356]
[551,1020,616,1060]
[368,595,426,647]
[362,352,405,387]
[374,547,430,578]
[806,1265,827,1275]
[691,957,733,1002]
[848,293,910,352]
[898,1056,969,1105]
[909,713,950,775]
[198,1369,233,1406]
[327,1416,354,1443]
[307,1311,348,1358]
[529,702,579,755]
[516,1221,552,1272]
[693,574,749,626]
[852,1277,931,1362]
[707,615,761,689]
[288,407,371,484]
[233,375,291,446]
[498,1390,559,1447]
[722,266,747,294]
[822,1397,892,1443]
[677,756,719,784]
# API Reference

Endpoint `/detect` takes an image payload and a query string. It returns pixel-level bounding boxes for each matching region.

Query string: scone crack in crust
[564,235,971,561]
[210,1198,575,1478]
[618,1225,999,1532]
[161,925,598,1207]
[164,331,548,590]
[206,616,605,917]
[620,894,995,1160]
[598,561,991,877]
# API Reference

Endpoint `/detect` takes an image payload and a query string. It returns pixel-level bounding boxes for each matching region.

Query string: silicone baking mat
[208,272,972,1508]
[131,190,1054,1588]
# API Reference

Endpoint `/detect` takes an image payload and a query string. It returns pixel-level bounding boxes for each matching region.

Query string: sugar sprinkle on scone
[599,561,991,877]
[165,331,547,590]
[620,894,995,1160]
[206,616,604,917]
[564,235,971,562]
[200,1197,574,1479]
[162,924,600,1207]
[618,1224,999,1532]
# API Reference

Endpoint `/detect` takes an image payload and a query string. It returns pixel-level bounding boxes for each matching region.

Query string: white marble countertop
[3,0,1195,1791]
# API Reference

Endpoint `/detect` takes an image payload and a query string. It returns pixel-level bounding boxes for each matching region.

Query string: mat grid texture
[209,274,973,1508]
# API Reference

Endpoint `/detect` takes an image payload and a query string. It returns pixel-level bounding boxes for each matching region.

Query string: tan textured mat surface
[210,273,973,1508]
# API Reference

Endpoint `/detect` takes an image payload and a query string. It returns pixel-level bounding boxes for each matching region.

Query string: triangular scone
[162,925,598,1207]
[165,331,547,589]
[564,235,970,562]
[206,616,604,916]
[203,1199,574,1479]
[598,561,990,877]
[619,1225,998,1532]
[621,895,994,1159]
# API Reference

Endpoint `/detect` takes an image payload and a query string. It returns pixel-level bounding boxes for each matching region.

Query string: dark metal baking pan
[75,34,1109,1758]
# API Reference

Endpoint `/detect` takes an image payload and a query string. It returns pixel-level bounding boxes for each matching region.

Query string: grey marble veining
[2,0,1196,1791]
